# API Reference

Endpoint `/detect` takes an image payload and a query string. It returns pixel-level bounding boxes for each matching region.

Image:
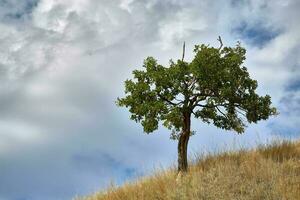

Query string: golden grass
[78,140,300,200]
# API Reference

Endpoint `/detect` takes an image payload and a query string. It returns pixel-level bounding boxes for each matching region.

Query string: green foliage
[117,41,277,135]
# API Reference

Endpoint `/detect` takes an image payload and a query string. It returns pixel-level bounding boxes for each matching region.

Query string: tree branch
[194,103,211,108]
[181,41,185,62]
[157,93,182,106]
[216,106,227,117]
[194,101,247,119]
[188,77,197,90]
[217,36,223,51]
[194,102,228,109]
[190,96,205,107]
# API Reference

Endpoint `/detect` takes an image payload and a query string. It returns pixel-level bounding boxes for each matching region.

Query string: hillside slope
[79,141,300,200]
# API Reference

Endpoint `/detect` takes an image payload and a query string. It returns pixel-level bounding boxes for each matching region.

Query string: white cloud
[0,0,299,199]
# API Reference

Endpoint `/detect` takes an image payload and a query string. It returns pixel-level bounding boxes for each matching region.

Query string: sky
[0,0,299,199]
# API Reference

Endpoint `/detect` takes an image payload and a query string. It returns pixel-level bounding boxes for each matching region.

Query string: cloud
[232,21,281,48]
[0,0,299,199]
[268,80,300,137]
[0,0,39,21]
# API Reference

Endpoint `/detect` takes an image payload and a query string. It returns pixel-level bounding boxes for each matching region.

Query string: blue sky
[0,0,299,199]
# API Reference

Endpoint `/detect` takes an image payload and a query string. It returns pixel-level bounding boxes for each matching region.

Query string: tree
[116,37,277,172]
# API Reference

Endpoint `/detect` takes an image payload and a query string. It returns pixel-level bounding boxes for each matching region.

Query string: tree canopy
[117,39,277,172]
[117,42,276,135]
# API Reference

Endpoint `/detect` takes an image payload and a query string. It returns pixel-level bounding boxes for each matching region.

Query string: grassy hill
[78,140,300,200]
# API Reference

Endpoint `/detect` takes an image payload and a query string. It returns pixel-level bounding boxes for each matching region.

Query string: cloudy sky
[0,0,299,199]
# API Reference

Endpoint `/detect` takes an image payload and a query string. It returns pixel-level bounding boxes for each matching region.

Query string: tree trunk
[177,112,191,172]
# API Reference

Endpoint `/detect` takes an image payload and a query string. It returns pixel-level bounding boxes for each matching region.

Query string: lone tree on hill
[117,37,277,172]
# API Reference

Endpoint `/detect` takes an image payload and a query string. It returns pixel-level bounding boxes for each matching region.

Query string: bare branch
[181,41,185,62]
[217,36,223,51]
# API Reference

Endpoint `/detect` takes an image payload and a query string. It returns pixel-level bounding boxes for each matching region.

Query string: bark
[177,112,191,172]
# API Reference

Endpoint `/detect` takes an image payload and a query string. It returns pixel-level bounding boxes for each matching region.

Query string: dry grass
[78,140,300,200]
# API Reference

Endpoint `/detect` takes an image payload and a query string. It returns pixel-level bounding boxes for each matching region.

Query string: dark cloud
[286,79,300,92]
[269,79,300,137]
[233,21,281,48]
[0,0,39,21]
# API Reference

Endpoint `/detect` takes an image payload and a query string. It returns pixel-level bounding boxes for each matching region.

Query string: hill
[78,140,300,200]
